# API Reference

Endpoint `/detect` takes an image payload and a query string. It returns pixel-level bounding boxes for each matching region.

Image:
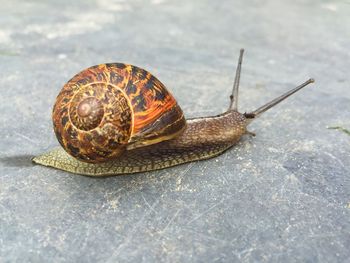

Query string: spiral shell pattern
[53,63,186,163]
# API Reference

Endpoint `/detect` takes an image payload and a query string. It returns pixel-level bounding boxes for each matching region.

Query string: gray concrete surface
[0,0,349,262]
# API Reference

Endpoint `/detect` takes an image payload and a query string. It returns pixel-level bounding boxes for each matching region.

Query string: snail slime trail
[33,50,315,176]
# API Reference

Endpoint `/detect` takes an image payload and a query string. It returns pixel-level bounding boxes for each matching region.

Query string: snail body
[33,50,314,176]
[35,110,247,176]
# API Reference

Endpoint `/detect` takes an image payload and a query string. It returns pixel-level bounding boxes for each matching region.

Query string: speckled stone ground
[0,0,349,262]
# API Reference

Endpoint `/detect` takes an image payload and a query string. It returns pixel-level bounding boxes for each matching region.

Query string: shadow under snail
[33,49,315,176]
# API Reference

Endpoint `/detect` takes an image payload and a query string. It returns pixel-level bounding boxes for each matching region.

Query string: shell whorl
[52,63,186,163]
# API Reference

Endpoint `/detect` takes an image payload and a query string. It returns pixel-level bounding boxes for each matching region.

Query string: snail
[33,49,314,176]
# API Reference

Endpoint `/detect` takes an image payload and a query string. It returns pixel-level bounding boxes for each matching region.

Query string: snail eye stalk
[246,78,315,118]
[228,48,244,111]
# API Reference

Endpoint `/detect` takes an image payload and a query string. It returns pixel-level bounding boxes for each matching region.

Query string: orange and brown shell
[52,63,186,163]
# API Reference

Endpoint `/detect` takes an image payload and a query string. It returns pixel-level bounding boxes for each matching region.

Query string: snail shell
[52,63,186,163]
